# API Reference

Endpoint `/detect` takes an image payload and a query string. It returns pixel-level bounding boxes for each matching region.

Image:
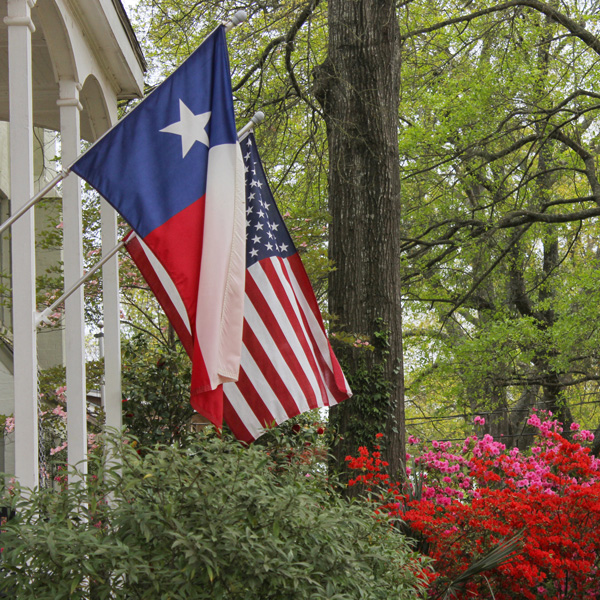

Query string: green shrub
[0,434,430,599]
[121,335,194,450]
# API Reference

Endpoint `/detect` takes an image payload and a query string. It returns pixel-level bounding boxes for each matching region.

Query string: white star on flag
[160,99,211,158]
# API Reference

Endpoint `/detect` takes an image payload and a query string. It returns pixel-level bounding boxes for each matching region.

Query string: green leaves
[121,334,194,449]
[399,0,600,440]
[0,434,431,599]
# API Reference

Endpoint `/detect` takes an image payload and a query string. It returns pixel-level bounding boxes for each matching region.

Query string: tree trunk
[315,1,404,479]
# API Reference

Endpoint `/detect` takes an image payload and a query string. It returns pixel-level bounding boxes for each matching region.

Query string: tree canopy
[104,0,600,462]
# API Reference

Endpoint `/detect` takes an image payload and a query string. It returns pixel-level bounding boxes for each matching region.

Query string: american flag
[126,133,351,442]
[221,133,351,441]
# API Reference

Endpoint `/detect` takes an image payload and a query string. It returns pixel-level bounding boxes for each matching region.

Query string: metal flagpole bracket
[35,307,53,328]
[224,10,247,32]
[237,111,265,140]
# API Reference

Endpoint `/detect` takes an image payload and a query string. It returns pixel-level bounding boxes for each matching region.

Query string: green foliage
[255,409,330,470]
[0,434,430,599]
[336,357,394,447]
[397,0,600,441]
[121,334,194,449]
[330,320,396,471]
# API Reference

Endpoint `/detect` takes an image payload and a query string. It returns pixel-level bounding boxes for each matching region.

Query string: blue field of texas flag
[72,26,246,427]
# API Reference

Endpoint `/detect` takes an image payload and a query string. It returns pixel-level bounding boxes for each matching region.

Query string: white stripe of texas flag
[196,142,246,386]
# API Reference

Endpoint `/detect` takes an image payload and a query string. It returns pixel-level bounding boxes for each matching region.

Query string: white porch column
[101,202,122,432]
[58,80,87,480]
[5,0,38,489]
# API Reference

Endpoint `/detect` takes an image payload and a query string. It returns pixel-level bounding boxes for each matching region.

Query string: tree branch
[444,224,532,322]
[401,1,600,58]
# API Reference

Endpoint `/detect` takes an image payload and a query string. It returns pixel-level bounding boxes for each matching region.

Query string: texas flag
[71,26,246,427]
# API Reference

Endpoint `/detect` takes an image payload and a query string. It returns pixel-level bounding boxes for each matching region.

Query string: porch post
[5,0,39,489]
[102,201,122,432]
[58,79,87,480]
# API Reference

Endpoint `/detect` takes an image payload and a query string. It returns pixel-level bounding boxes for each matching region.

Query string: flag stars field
[244,144,295,267]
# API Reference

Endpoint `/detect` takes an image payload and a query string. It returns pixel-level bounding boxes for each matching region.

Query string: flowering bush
[0,380,105,486]
[2,415,14,435]
[346,412,600,599]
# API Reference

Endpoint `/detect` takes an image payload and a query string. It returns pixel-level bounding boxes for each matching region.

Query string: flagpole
[237,111,265,139]
[35,238,128,327]
[224,10,247,32]
[0,11,249,236]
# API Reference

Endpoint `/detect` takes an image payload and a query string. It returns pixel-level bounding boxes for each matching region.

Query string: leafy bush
[121,334,194,449]
[1,433,430,599]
